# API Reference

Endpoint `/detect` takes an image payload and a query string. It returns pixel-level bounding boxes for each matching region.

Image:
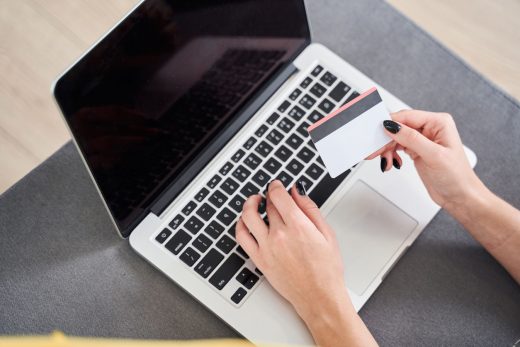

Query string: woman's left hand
[236,180,350,320]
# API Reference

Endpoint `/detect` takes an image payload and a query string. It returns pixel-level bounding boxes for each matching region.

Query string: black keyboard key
[236,245,249,259]
[231,149,246,163]
[289,88,302,101]
[252,169,270,187]
[192,233,212,253]
[311,65,323,76]
[266,129,284,145]
[195,249,224,278]
[308,110,324,123]
[277,171,293,188]
[254,141,273,158]
[343,91,360,105]
[277,117,295,133]
[228,222,237,238]
[296,121,310,138]
[266,112,280,125]
[240,182,259,197]
[169,214,184,230]
[205,221,224,239]
[216,235,237,254]
[287,159,304,176]
[185,216,204,234]
[264,157,282,174]
[243,136,257,150]
[194,188,209,202]
[255,124,268,137]
[299,94,316,109]
[217,207,237,226]
[310,83,326,98]
[306,163,324,180]
[329,81,351,102]
[229,194,246,213]
[297,147,315,163]
[231,287,247,304]
[165,229,192,255]
[209,190,228,208]
[300,77,312,89]
[155,228,172,244]
[179,247,200,267]
[287,134,304,150]
[278,100,291,113]
[221,177,240,195]
[182,201,197,216]
[232,165,251,182]
[207,174,222,189]
[258,197,266,214]
[288,105,305,121]
[255,268,263,276]
[320,71,337,86]
[309,169,352,207]
[236,268,259,289]
[318,98,335,114]
[209,253,244,290]
[219,161,234,176]
[274,145,293,161]
[244,153,262,170]
[297,175,314,191]
[196,203,216,222]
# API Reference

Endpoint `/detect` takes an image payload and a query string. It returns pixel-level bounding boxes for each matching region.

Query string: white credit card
[308,87,392,178]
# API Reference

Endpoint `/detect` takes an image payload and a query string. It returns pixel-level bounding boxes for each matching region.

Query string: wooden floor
[1,0,519,194]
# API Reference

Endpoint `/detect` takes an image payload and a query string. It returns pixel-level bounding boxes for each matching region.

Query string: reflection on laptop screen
[54,0,310,236]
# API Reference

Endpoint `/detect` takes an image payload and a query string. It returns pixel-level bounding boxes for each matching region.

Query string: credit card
[307,87,391,178]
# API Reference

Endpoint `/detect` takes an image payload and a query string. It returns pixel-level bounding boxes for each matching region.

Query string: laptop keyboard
[155,64,358,307]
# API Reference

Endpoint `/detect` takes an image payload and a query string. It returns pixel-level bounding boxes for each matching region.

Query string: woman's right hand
[368,110,485,211]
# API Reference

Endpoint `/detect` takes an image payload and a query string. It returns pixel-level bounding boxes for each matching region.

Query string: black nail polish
[383,120,401,134]
[380,157,387,172]
[296,180,307,196]
[392,158,401,170]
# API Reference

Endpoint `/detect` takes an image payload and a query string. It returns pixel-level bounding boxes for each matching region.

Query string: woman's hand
[368,109,485,210]
[236,180,377,346]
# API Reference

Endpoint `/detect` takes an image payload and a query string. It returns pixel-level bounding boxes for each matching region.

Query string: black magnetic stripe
[309,91,382,143]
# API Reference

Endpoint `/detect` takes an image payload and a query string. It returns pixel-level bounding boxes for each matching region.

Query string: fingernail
[383,120,401,134]
[392,158,401,170]
[380,157,387,172]
[295,180,307,196]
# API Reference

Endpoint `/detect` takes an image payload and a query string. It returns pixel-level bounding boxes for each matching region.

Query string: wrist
[443,174,491,218]
[295,286,357,329]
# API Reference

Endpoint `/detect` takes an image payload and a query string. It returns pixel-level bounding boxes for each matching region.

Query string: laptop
[53,0,477,344]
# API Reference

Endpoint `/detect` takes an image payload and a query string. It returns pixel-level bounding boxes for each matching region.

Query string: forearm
[297,290,378,347]
[446,183,520,284]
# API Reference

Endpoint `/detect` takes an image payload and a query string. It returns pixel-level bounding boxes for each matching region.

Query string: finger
[383,120,441,160]
[241,195,269,244]
[380,150,394,172]
[236,218,259,260]
[265,192,285,228]
[268,180,306,224]
[291,182,332,240]
[392,151,402,169]
[392,109,460,148]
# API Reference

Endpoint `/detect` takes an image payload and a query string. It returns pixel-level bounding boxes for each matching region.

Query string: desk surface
[1,0,519,345]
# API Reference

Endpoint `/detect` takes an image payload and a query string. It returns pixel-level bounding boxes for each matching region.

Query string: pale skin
[236,109,520,346]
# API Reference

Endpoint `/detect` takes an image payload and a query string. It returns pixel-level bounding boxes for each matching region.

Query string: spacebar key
[209,253,245,290]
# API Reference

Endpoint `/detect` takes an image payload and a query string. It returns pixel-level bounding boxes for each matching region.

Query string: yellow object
[0,331,269,347]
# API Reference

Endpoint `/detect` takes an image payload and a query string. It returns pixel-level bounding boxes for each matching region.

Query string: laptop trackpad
[326,180,418,296]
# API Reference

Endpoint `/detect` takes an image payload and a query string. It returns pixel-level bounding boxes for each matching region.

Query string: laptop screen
[54,0,310,237]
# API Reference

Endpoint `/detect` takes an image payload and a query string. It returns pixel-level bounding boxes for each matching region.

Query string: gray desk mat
[1,0,519,345]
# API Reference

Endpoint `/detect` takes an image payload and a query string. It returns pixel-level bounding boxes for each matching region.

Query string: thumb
[290,181,335,240]
[383,120,440,159]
